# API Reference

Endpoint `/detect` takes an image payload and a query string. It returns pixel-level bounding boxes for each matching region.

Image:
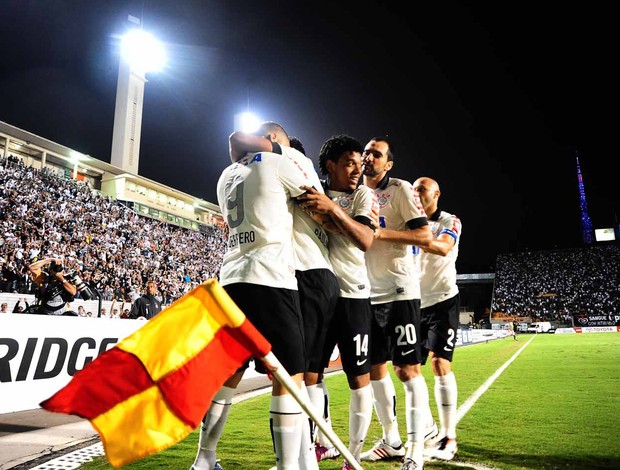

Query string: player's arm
[422,216,461,256]
[298,186,374,251]
[422,232,456,256]
[375,218,433,248]
[229,132,278,162]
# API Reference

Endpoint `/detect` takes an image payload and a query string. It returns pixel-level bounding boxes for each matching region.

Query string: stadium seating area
[0,156,227,308]
[4,154,619,325]
[491,245,620,321]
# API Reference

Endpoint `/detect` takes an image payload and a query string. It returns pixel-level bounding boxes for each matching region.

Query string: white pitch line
[32,341,530,470]
[457,335,536,423]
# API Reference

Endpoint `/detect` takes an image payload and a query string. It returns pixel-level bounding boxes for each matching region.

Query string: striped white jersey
[416,209,461,308]
[216,147,314,289]
[326,185,376,298]
[365,176,428,304]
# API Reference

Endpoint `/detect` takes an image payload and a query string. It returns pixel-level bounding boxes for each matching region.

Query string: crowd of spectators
[0,156,228,308]
[491,244,620,322]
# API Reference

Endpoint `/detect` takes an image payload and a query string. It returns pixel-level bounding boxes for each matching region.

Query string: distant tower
[575,151,594,245]
[111,16,165,175]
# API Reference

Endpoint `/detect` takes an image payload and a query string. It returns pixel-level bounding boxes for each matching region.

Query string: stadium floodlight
[120,29,166,74]
[234,111,261,133]
[111,25,166,175]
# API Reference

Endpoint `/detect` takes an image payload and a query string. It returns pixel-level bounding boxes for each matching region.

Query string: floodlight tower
[575,151,594,245]
[110,23,165,175]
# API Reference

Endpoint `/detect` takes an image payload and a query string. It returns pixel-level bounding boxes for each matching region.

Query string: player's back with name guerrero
[216,149,314,289]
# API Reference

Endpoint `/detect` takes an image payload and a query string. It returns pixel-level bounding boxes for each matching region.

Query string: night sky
[1,1,616,273]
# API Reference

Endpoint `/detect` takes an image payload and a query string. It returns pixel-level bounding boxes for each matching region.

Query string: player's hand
[297,187,336,222]
[297,186,335,213]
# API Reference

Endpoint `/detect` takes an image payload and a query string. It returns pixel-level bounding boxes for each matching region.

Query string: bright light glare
[121,29,166,73]
[236,112,261,133]
[70,151,85,163]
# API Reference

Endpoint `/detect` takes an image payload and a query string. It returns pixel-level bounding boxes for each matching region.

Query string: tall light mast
[575,151,594,245]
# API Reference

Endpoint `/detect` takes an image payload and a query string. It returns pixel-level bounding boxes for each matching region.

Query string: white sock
[298,383,319,470]
[370,375,402,447]
[192,386,235,470]
[435,372,458,439]
[402,376,429,461]
[271,394,303,470]
[314,382,335,447]
[306,383,321,443]
[348,384,373,461]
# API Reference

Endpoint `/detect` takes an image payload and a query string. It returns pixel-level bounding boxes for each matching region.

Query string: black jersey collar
[428,207,442,221]
[376,173,390,190]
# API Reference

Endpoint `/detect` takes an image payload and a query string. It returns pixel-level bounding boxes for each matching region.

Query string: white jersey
[416,209,461,308]
[326,185,376,299]
[365,176,428,304]
[216,147,313,289]
[291,155,332,272]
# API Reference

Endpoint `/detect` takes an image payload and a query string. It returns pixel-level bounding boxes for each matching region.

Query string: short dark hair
[369,136,394,162]
[318,134,363,175]
[289,136,306,155]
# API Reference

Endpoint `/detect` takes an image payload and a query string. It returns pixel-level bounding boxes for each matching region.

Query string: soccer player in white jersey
[191,123,336,470]
[413,177,462,462]
[191,122,317,470]
[360,137,434,470]
[297,135,377,469]
[285,136,341,466]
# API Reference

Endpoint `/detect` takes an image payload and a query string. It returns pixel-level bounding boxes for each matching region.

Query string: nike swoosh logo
[443,346,453,352]
[356,359,368,366]
[401,349,415,356]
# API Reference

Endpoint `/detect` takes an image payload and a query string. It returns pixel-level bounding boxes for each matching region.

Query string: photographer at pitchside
[27,257,77,315]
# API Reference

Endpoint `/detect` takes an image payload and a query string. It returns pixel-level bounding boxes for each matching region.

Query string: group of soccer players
[191,122,462,470]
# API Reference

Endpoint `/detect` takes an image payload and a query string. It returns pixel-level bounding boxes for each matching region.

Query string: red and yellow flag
[40,279,271,468]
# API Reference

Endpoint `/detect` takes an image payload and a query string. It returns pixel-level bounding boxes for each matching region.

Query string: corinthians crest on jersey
[338,194,354,210]
[376,192,391,208]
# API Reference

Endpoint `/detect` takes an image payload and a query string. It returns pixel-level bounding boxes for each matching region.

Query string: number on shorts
[354,333,369,357]
[446,328,456,348]
[395,324,417,346]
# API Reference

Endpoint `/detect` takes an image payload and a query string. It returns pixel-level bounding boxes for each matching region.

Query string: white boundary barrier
[1,309,515,415]
[0,313,258,414]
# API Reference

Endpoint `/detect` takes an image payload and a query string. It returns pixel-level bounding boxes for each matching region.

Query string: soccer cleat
[401,457,423,469]
[189,462,223,470]
[360,438,406,461]
[424,420,439,446]
[315,443,340,461]
[341,461,355,470]
[426,436,457,461]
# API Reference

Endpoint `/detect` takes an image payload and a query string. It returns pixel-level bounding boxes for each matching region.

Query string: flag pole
[260,351,363,470]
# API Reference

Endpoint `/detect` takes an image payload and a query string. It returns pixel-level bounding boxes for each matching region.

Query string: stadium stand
[0,156,227,310]
[491,245,620,326]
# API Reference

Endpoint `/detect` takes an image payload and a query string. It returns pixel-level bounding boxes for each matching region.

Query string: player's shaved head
[256,121,290,147]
